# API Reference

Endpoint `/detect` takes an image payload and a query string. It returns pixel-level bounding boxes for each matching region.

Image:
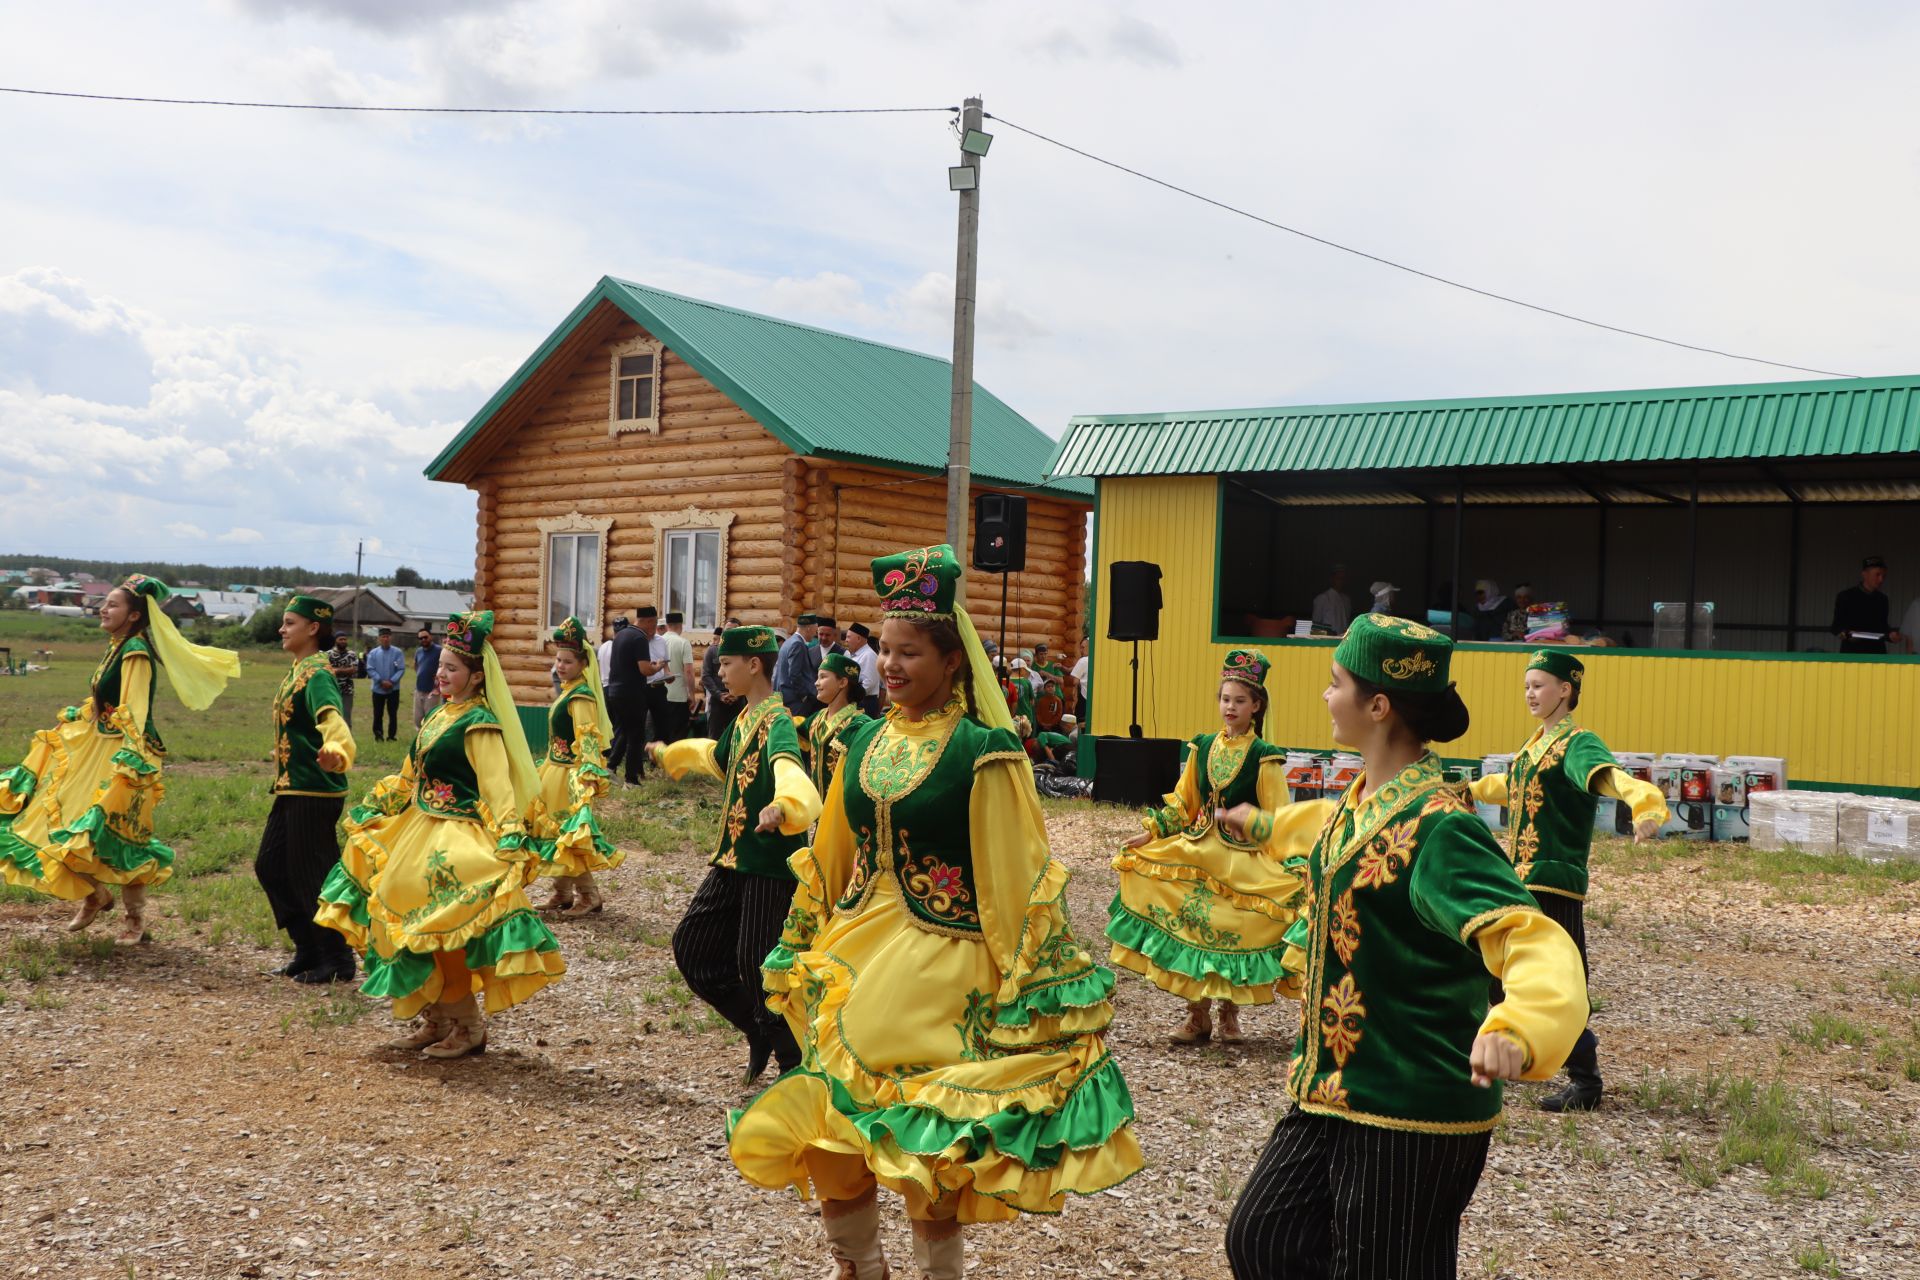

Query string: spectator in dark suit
[604,611,653,784]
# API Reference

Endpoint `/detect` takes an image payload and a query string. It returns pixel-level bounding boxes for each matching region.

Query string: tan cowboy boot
[1170,999,1212,1045]
[423,995,488,1059]
[536,876,576,913]
[114,884,148,945]
[66,883,113,932]
[386,1005,452,1051]
[1216,1000,1245,1044]
[910,1220,963,1280]
[562,874,604,917]
[820,1189,889,1279]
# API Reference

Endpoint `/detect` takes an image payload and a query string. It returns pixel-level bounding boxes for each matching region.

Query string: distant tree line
[0,554,473,593]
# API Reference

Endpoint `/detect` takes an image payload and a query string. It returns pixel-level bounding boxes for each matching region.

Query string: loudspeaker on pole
[973,493,1028,573]
[1107,560,1163,641]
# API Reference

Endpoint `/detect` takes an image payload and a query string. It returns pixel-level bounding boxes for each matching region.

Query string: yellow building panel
[1090,476,1917,791]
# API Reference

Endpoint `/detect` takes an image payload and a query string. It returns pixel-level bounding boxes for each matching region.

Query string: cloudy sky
[4,2,1919,576]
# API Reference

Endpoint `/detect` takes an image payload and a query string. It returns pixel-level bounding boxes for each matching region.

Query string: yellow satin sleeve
[1593,766,1668,827]
[1144,746,1201,837]
[767,755,823,835]
[968,756,1054,987]
[569,698,607,770]
[119,653,153,734]
[657,738,723,782]
[315,706,357,773]
[1474,909,1587,1079]
[1469,773,1509,807]
[466,727,528,839]
[1246,769,1335,853]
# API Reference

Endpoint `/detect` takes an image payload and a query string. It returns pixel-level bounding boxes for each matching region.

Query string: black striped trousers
[672,866,800,1066]
[1226,1107,1492,1280]
[254,794,348,958]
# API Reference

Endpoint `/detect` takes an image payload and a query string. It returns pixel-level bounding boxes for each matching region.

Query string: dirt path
[2,805,1916,1279]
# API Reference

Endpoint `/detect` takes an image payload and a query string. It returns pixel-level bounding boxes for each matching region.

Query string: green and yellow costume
[655,684,820,881]
[798,659,873,799]
[728,545,1144,1223]
[0,575,239,899]
[528,617,621,879]
[1107,649,1329,1005]
[316,611,564,1017]
[1279,618,1588,1131]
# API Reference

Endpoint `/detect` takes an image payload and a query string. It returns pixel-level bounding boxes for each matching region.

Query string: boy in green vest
[651,625,823,1082]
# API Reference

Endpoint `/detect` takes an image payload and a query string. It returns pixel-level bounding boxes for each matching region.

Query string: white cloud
[218,527,266,544]
[164,523,209,541]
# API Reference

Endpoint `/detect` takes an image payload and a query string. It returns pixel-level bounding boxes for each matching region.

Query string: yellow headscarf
[553,616,614,744]
[121,575,242,710]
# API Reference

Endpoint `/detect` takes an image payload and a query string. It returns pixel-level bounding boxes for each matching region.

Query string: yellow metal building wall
[1090,476,1918,790]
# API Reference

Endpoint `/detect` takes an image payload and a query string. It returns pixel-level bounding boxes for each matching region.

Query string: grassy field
[1,608,1916,1277]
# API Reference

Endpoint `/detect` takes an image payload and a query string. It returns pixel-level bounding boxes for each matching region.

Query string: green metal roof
[1049,374,1920,480]
[428,276,1090,500]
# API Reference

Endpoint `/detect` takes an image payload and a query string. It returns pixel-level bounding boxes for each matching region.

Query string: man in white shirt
[597,618,621,677]
[1069,645,1089,720]
[1311,564,1353,635]
[661,611,696,744]
[844,622,881,715]
[636,607,671,748]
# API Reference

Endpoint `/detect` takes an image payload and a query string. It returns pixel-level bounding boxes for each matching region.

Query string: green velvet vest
[711,696,806,880]
[272,652,347,795]
[91,636,162,750]
[1151,732,1284,846]
[801,703,873,797]
[413,701,499,821]
[1504,720,1616,900]
[546,683,595,766]
[832,712,1026,936]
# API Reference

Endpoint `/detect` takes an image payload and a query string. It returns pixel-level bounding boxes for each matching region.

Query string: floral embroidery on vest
[1329,890,1362,966]
[903,844,978,927]
[1353,820,1417,890]
[1319,973,1367,1068]
[1307,1071,1351,1110]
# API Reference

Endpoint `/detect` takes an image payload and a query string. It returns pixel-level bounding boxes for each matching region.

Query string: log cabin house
[426,277,1091,711]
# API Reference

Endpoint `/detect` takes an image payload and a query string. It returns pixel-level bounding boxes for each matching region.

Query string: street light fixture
[960,128,993,157]
[947,164,978,192]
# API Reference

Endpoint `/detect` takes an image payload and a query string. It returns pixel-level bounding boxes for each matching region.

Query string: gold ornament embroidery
[1319,974,1367,1068]
[1328,890,1362,966]
[1307,1070,1351,1110]
[1353,820,1417,890]
[1368,615,1442,641]
[1381,650,1437,682]
[904,846,979,928]
[1511,826,1540,877]
[1421,787,1473,817]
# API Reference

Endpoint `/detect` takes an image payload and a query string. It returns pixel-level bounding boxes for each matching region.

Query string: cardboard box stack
[1285,750,1324,804]
[1653,754,1716,840]
[1711,756,1787,842]
[1595,751,1654,836]
[1836,795,1920,862]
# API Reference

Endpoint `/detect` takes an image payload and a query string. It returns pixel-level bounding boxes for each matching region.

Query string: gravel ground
[2,799,1915,1279]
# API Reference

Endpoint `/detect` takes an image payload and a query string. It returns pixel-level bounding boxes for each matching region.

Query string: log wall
[460,315,1088,703]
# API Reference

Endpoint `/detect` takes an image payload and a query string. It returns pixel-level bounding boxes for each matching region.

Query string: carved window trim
[609,335,664,437]
[650,506,735,632]
[537,511,613,635]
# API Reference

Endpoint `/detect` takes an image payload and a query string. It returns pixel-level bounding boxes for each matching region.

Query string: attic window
[609,337,664,436]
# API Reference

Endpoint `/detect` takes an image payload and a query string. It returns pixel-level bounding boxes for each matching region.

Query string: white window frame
[650,505,735,635]
[536,511,612,633]
[609,335,664,437]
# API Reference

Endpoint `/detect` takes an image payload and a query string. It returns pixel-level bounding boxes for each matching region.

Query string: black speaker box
[973,493,1028,573]
[1092,735,1184,808]
[1107,560,1163,641]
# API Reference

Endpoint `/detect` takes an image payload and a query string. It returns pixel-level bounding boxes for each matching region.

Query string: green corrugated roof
[428,276,1090,500]
[1049,374,1920,480]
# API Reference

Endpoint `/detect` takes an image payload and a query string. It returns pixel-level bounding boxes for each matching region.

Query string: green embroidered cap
[1334,613,1452,693]
[1526,648,1584,685]
[820,651,861,682]
[1221,648,1270,689]
[445,610,495,662]
[119,573,172,602]
[873,543,960,620]
[551,615,589,653]
[284,594,334,624]
[719,625,781,658]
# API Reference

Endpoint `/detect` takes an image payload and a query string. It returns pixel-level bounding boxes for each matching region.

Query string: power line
[987,113,1858,380]
[0,85,955,117]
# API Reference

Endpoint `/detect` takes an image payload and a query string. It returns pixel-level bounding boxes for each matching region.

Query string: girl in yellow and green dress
[1467,648,1667,1113]
[1225,615,1588,1280]
[797,651,872,800]
[529,616,622,917]
[0,575,240,944]
[315,610,564,1060]
[1107,649,1330,1046]
[730,545,1143,1280]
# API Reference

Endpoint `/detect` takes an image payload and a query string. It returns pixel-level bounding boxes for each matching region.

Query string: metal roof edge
[808,447,1093,503]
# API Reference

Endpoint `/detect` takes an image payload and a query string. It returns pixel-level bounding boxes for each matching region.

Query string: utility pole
[945,95,985,604]
[351,539,363,651]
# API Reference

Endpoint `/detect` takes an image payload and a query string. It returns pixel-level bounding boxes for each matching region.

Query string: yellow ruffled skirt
[732,872,1143,1223]
[527,758,623,878]
[315,804,564,1018]
[1107,828,1308,1004]
[0,713,171,900]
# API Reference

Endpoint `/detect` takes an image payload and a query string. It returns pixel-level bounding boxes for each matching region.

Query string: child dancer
[1468,649,1666,1112]
[1108,649,1329,1044]
[1225,615,1588,1280]
[530,617,622,916]
[797,651,872,800]
[0,575,239,943]
[315,611,564,1059]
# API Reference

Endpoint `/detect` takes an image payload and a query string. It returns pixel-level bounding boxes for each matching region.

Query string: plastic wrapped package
[1837,795,1920,862]
[1748,790,1839,854]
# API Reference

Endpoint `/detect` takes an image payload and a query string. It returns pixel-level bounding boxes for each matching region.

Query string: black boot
[1540,1081,1603,1112]
[1541,1028,1603,1111]
[295,936,358,985]
[272,920,321,977]
[744,1027,774,1085]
